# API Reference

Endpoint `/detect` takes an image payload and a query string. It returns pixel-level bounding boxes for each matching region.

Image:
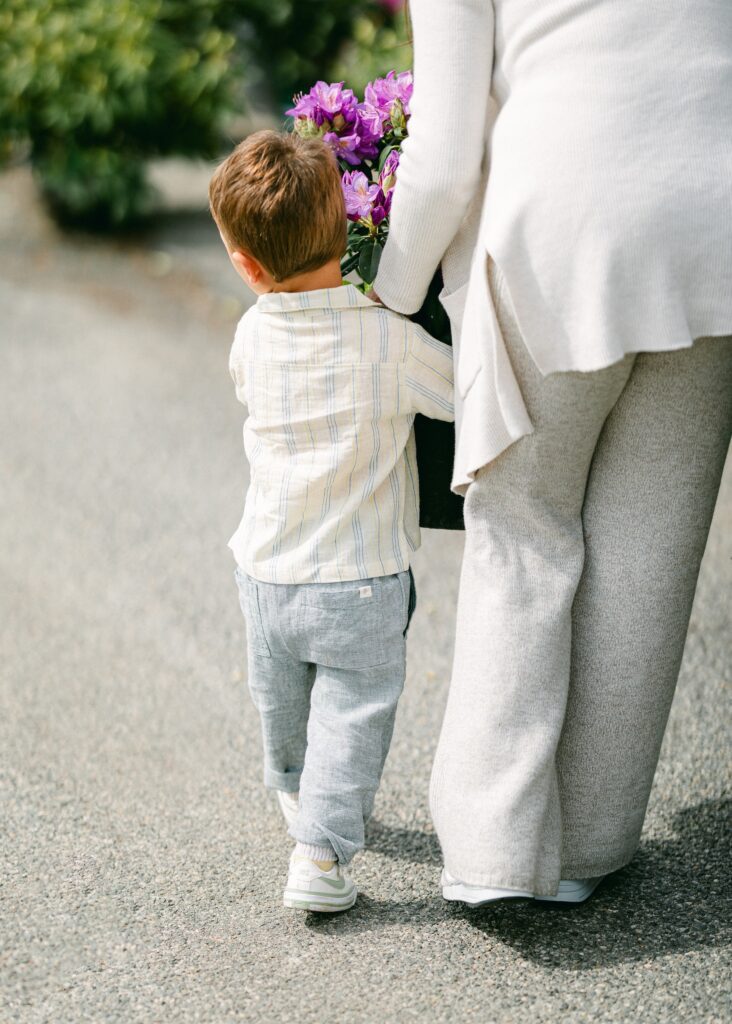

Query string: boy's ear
[231,249,264,287]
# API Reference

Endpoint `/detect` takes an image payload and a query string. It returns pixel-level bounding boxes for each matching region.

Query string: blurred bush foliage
[331,8,411,97]
[0,0,240,226]
[241,0,409,106]
[0,0,406,228]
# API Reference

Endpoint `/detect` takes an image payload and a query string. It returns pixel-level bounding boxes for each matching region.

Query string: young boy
[209,130,454,912]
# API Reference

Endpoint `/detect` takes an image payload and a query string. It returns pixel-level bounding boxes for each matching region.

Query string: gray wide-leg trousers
[430,264,732,896]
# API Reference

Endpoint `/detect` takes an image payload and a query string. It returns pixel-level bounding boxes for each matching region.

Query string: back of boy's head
[209,130,347,282]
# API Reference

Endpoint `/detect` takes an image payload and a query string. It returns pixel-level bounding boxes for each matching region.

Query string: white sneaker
[276,790,299,827]
[535,877,605,904]
[283,853,357,913]
[441,869,534,906]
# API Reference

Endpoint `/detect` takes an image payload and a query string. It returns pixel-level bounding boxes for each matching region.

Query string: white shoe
[283,853,357,913]
[441,869,534,906]
[276,790,299,827]
[535,877,605,904]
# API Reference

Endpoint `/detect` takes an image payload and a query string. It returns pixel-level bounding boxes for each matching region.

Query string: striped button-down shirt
[228,284,454,584]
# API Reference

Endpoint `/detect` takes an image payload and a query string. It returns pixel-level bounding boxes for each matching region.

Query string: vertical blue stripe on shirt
[304,363,323,582]
[333,309,343,364]
[367,363,386,576]
[271,361,294,577]
[271,463,294,578]
[403,425,420,551]
[282,339,298,457]
[315,366,341,579]
[377,306,389,363]
[350,365,367,579]
[388,421,402,567]
[295,363,313,554]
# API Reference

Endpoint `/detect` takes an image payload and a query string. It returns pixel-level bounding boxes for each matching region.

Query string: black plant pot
[409,269,465,531]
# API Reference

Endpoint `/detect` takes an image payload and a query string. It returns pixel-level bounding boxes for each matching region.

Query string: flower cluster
[286,80,379,166]
[286,72,413,284]
[364,71,412,136]
[341,147,399,230]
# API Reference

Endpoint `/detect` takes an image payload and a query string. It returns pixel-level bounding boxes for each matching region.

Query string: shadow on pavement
[322,799,730,966]
[304,895,444,934]
[366,819,443,865]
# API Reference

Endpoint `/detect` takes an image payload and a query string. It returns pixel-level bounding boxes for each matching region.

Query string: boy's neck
[268,258,343,294]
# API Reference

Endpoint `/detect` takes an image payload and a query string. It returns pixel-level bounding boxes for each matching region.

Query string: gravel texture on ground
[2,166,730,1024]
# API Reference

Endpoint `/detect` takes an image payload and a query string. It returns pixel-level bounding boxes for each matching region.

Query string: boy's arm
[405,323,455,422]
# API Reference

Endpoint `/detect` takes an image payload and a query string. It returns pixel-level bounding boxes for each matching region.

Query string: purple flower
[287,81,358,131]
[352,108,381,160]
[341,171,380,222]
[370,190,389,226]
[364,71,413,125]
[323,131,363,166]
[378,148,400,194]
[356,102,385,141]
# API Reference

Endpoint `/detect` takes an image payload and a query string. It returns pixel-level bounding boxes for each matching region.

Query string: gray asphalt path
[2,167,730,1023]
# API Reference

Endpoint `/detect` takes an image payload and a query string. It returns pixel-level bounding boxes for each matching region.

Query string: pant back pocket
[298,581,388,670]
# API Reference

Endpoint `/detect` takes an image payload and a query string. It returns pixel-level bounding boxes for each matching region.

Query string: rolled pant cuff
[264,767,301,793]
[291,824,358,866]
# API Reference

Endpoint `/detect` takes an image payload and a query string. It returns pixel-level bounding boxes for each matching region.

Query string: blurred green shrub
[331,7,411,97]
[0,0,405,228]
[241,0,406,107]
[0,0,239,226]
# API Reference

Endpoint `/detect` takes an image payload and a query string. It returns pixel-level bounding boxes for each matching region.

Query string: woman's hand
[367,287,383,305]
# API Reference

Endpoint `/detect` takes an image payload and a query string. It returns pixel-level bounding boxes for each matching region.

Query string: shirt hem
[231,552,412,585]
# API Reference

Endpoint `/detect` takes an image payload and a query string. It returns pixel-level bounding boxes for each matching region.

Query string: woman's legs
[429,268,635,895]
[558,336,732,877]
[432,277,731,893]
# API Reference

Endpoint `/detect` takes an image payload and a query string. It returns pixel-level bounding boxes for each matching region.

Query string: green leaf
[340,251,361,276]
[378,143,398,171]
[346,234,367,251]
[358,238,382,284]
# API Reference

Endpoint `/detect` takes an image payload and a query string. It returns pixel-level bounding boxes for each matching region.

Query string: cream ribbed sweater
[374,0,732,491]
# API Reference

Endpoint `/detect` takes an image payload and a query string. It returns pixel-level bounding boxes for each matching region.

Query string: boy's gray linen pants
[430,259,732,896]
[236,568,415,864]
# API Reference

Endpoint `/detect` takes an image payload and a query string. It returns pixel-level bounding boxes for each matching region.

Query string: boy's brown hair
[209,130,347,282]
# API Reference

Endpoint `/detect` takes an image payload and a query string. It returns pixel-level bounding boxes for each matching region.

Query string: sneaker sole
[534,877,604,905]
[442,886,534,906]
[283,888,357,913]
[441,875,534,906]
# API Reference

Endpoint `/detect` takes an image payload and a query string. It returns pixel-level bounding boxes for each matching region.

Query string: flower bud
[294,118,326,140]
[390,98,407,135]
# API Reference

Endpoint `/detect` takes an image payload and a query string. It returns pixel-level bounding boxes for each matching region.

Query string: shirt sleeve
[405,324,455,422]
[228,310,253,405]
[373,0,495,313]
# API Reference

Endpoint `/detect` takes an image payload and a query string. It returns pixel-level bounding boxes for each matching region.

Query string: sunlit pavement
[2,167,730,1024]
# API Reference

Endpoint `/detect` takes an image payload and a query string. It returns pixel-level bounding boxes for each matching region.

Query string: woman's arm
[373,0,495,313]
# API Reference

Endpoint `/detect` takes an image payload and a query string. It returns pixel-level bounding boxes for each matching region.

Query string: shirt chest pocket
[297,584,388,670]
